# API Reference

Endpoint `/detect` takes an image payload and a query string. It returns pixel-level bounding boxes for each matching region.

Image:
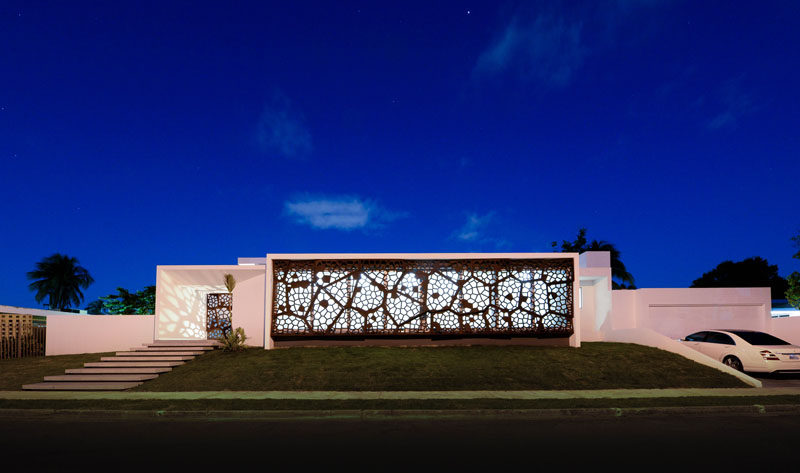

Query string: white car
[680,329,800,373]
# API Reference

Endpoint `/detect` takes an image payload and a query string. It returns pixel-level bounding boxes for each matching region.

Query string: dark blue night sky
[1,1,798,308]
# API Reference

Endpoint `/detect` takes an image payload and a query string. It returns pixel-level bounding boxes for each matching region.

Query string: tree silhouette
[86,286,156,315]
[552,228,636,289]
[27,253,94,311]
[786,232,800,309]
[691,256,788,299]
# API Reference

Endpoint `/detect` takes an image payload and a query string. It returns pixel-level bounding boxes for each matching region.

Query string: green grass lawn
[0,352,114,390]
[134,342,747,391]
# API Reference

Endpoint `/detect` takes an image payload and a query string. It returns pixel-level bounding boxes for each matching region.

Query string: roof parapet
[237,257,266,266]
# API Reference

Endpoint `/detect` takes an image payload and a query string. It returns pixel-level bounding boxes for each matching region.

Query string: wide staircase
[22,340,220,391]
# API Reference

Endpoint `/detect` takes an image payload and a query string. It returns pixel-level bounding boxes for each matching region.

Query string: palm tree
[553,228,636,289]
[27,253,94,311]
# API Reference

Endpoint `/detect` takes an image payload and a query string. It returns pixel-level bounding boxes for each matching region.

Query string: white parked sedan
[680,329,800,373]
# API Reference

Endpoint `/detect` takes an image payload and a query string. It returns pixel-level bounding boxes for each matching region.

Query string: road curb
[3,404,800,421]
[3,387,800,400]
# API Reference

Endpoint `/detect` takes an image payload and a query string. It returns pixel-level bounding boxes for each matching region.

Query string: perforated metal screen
[271,258,575,339]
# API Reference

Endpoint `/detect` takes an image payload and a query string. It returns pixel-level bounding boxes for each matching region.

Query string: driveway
[751,372,800,388]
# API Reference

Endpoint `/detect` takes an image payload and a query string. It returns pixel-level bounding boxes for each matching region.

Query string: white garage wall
[606,287,771,340]
[772,317,800,345]
[646,305,767,340]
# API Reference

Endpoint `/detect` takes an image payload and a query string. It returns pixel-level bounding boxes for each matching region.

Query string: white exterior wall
[232,271,266,347]
[150,252,792,355]
[578,252,613,342]
[607,289,637,331]
[580,284,597,340]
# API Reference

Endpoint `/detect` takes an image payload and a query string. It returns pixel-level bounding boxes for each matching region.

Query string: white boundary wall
[45,314,154,356]
[1,305,155,356]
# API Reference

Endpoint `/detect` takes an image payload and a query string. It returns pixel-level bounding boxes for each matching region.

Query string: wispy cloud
[475,14,585,87]
[456,212,494,241]
[473,2,664,88]
[256,92,312,159]
[284,195,405,231]
[453,212,510,249]
[707,79,756,131]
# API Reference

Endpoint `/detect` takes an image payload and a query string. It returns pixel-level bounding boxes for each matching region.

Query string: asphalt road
[2,411,798,471]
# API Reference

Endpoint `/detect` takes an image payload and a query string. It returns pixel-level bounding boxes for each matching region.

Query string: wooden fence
[0,313,47,359]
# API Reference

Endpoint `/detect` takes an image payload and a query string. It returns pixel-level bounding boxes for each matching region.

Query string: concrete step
[23,338,214,391]
[66,367,172,374]
[22,382,142,391]
[150,340,221,347]
[100,356,194,362]
[131,346,214,352]
[85,361,184,368]
[43,374,159,382]
[116,351,205,357]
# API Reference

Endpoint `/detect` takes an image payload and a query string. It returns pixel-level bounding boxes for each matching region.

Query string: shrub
[221,327,247,352]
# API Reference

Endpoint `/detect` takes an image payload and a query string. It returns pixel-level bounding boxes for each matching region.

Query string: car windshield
[729,331,790,346]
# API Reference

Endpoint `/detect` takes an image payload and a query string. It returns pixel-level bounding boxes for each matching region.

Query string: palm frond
[224,273,236,293]
[26,253,94,310]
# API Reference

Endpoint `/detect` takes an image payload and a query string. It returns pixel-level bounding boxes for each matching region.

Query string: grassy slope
[0,343,747,392]
[0,352,114,390]
[136,342,746,391]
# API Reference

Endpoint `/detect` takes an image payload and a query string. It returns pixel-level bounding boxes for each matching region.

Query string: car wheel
[723,356,743,372]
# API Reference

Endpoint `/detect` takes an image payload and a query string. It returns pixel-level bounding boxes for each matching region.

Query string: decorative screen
[271,258,574,339]
[206,293,232,340]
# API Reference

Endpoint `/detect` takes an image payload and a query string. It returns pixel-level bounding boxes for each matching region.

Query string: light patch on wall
[157,279,226,340]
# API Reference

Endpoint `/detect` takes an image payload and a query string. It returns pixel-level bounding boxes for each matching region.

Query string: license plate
[790,355,799,360]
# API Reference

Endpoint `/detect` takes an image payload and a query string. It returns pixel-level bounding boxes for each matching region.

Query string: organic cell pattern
[271,259,574,339]
[206,293,232,340]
